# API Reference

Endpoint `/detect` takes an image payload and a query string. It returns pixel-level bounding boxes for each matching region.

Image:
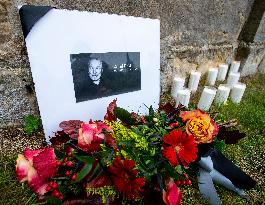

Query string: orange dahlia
[108,156,145,200]
[180,109,219,143]
[162,130,198,167]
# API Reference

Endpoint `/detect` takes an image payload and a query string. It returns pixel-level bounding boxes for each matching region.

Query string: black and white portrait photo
[19,6,159,139]
[70,52,141,102]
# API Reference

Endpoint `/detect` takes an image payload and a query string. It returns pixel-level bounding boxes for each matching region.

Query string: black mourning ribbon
[19,5,53,38]
[197,145,256,205]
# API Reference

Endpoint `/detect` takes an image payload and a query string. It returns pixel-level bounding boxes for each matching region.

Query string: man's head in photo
[88,58,103,85]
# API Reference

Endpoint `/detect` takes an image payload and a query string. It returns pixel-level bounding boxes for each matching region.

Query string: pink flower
[163,178,182,205]
[16,148,58,195]
[78,121,111,152]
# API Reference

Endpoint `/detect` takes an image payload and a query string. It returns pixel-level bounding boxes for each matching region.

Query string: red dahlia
[162,130,198,167]
[108,156,145,200]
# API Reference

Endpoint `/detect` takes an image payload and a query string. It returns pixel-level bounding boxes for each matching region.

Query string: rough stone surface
[0,0,264,126]
[160,41,235,92]
[240,42,265,76]
[254,10,265,42]
[257,54,265,73]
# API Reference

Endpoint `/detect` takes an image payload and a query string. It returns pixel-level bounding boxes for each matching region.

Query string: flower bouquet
[16,100,256,205]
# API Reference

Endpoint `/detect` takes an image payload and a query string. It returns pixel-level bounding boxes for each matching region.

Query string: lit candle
[188,71,201,92]
[230,83,246,103]
[215,84,230,104]
[217,64,228,81]
[175,89,191,107]
[171,77,185,98]
[227,72,240,87]
[229,61,240,73]
[197,87,217,111]
[206,68,218,86]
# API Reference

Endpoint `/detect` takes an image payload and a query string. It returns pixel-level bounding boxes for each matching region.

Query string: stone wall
[0,0,264,127]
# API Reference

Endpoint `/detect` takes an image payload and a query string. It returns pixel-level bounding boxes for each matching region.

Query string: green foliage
[58,185,75,201]
[108,121,149,151]
[114,107,136,125]
[214,138,225,153]
[107,116,187,188]
[148,105,155,117]
[75,155,94,164]
[86,163,101,183]
[54,150,66,160]
[144,105,155,122]
[24,115,42,135]
[163,162,180,179]
[45,196,62,205]
[76,158,94,182]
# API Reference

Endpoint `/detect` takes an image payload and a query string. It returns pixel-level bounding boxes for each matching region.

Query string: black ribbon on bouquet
[196,144,256,205]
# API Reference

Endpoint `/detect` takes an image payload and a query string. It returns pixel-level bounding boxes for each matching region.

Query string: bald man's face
[88,59,103,82]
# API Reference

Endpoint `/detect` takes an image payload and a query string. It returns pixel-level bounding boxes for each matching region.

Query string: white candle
[217,64,228,81]
[175,89,191,107]
[230,83,246,103]
[227,72,240,87]
[197,87,217,111]
[171,77,185,98]
[230,61,240,73]
[215,84,230,104]
[206,68,218,86]
[188,71,201,92]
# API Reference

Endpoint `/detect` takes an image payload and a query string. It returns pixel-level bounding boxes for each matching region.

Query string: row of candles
[171,61,246,111]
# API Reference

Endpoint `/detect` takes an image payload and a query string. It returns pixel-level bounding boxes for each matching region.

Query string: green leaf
[159,127,168,135]
[75,155,94,164]
[76,163,93,182]
[54,149,65,160]
[149,105,155,117]
[163,162,180,179]
[23,115,42,135]
[214,138,225,153]
[145,160,151,165]
[58,184,73,196]
[175,165,183,174]
[87,163,102,183]
[114,107,136,125]
[45,196,62,205]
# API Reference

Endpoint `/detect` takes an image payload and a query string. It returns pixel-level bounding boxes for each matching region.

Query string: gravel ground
[0,126,46,157]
